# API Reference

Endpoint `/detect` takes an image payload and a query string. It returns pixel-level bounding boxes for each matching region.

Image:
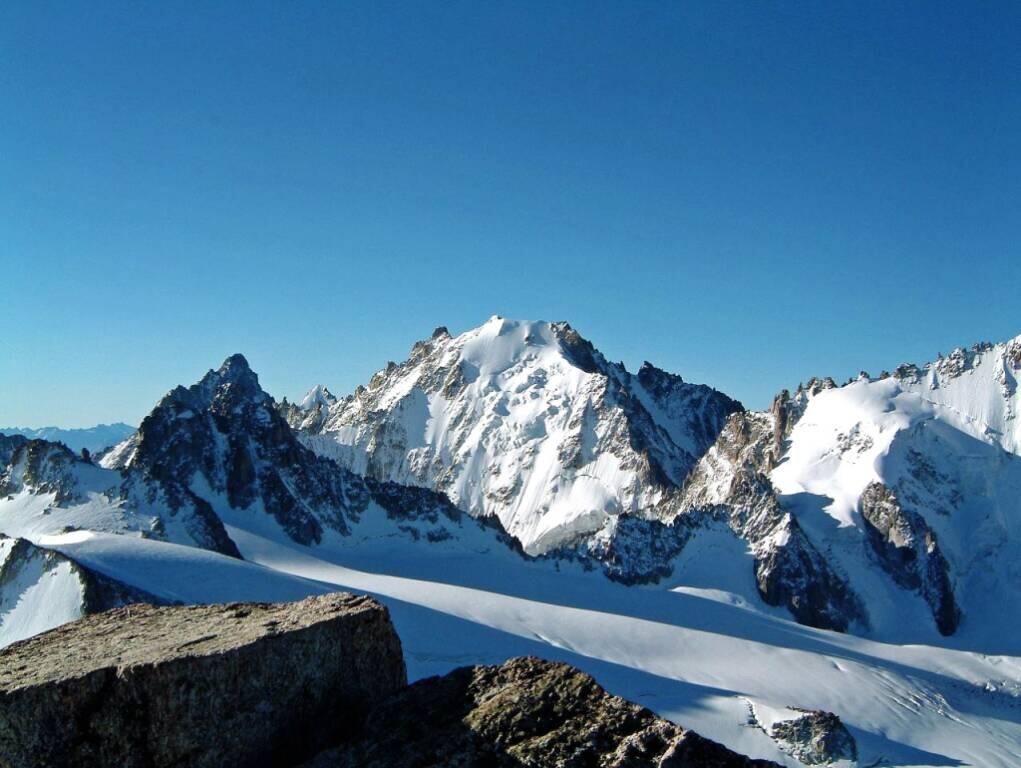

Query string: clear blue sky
[2,2,1019,427]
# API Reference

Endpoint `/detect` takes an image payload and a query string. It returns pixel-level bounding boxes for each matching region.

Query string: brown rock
[307,656,780,768]
[0,593,406,768]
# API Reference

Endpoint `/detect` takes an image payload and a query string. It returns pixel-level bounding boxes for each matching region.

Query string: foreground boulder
[308,656,780,767]
[0,593,406,768]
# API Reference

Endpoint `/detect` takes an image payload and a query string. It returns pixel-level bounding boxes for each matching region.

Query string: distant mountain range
[0,423,135,455]
[2,318,1020,766]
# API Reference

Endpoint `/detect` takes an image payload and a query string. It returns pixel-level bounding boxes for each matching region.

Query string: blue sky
[2,2,1019,427]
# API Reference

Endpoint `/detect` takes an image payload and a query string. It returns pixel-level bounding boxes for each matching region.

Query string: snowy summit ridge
[290,316,742,554]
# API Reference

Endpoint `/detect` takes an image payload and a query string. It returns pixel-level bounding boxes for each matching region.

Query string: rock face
[766,709,857,766]
[859,481,959,635]
[0,599,778,768]
[0,593,406,768]
[679,411,867,632]
[309,657,780,768]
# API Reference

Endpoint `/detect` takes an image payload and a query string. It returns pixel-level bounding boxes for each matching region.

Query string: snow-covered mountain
[0,423,135,455]
[672,334,1021,646]
[3,327,1021,766]
[289,316,741,554]
[762,337,1021,646]
[279,383,337,433]
[283,320,1021,647]
[1,355,527,634]
[0,534,163,648]
[893,335,1021,454]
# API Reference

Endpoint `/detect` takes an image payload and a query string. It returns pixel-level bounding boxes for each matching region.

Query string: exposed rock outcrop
[565,513,693,585]
[307,656,780,768]
[0,593,406,768]
[766,708,857,766]
[679,412,867,632]
[859,481,959,635]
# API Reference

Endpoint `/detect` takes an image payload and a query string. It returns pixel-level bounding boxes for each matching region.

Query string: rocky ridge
[311,656,780,768]
[750,705,857,767]
[0,424,135,457]
[0,355,526,560]
[858,481,959,635]
[676,408,867,632]
[0,435,238,557]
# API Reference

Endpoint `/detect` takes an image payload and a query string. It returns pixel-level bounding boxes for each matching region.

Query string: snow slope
[0,537,86,648]
[4,331,1021,765]
[895,335,1021,456]
[11,518,1019,768]
[771,376,1021,650]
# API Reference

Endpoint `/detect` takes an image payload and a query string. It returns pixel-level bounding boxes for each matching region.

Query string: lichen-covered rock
[0,593,406,768]
[307,656,780,768]
[767,708,857,766]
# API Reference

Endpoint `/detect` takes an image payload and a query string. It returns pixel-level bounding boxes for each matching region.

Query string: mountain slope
[767,371,1021,647]
[16,355,524,562]
[0,534,163,648]
[2,334,1021,766]
[893,335,1021,455]
[292,317,741,554]
[0,433,239,556]
[23,519,1018,767]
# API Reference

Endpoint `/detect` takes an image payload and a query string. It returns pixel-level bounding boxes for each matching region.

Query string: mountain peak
[300,384,337,411]
[190,354,263,402]
[297,318,740,552]
[215,353,255,380]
